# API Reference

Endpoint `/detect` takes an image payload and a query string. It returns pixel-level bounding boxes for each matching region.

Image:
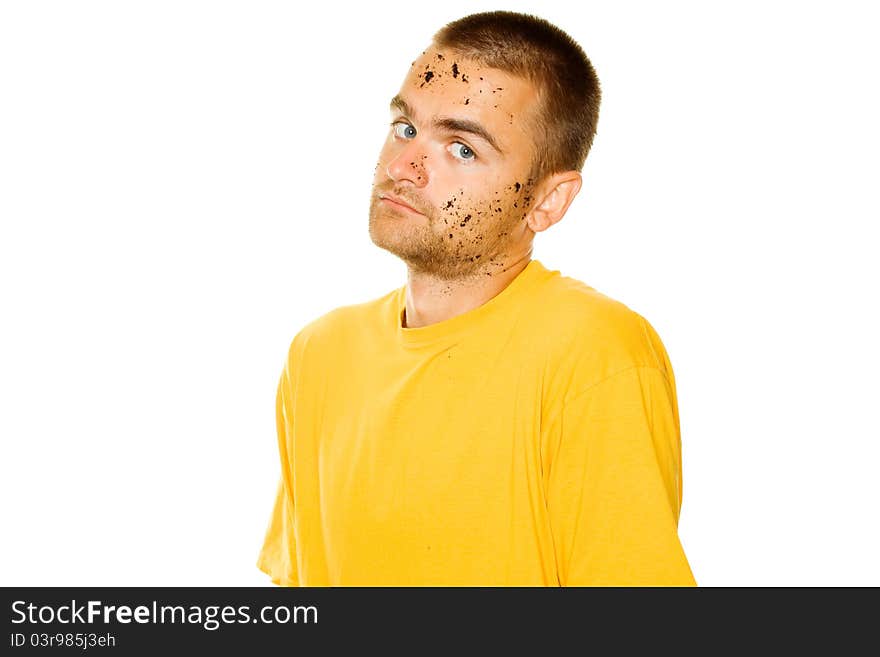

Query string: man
[257,10,696,586]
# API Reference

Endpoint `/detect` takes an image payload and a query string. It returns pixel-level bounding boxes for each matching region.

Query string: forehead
[395,46,540,155]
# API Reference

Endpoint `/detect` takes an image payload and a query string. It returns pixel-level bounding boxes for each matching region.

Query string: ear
[526,171,583,233]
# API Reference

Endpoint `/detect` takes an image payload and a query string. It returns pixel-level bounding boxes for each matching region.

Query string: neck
[402,252,532,329]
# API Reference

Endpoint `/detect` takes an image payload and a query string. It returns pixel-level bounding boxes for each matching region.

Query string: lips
[380,194,422,215]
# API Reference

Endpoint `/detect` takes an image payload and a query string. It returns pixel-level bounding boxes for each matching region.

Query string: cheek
[435,191,503,241]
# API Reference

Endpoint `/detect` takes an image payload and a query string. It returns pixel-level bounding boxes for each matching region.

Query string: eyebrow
[389,94,504,155]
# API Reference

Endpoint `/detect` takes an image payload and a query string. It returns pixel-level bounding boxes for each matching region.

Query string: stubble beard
[368,193,455,278]
[368,189,522,282]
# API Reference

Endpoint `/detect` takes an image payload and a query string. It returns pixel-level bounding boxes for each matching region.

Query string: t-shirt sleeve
[256,376,300,586]
[546,365,697,586]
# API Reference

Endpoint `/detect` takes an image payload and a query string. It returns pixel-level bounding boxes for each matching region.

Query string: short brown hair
[433,11,601,186]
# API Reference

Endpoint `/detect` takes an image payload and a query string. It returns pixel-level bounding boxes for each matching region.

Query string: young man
[257,10,697,586]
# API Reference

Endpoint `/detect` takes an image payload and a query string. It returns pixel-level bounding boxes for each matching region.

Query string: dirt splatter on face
[370,46,541,281]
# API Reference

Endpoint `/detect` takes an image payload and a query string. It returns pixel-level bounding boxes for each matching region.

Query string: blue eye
[392,122,417,139]
[449,142,476,162]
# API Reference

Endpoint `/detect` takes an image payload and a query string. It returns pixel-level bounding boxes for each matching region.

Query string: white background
[1,0,877,586]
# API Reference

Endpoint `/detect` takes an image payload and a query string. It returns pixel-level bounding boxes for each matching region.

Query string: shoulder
[533,267,676,395]
[282,286,400,365]
[540,272,650,350]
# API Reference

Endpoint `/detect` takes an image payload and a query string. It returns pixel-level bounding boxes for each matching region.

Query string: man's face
[369,45,542,280]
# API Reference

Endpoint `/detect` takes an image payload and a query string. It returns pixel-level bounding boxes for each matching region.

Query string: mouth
[379,194,423,216]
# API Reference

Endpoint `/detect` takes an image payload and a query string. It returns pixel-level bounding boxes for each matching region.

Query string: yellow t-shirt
[257,259,696,586]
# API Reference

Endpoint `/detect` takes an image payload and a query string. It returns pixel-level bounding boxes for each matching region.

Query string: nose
[385,139,428,188]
